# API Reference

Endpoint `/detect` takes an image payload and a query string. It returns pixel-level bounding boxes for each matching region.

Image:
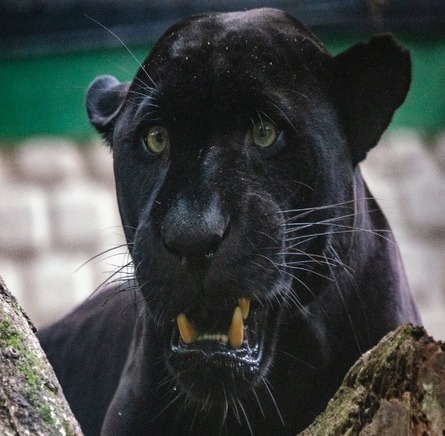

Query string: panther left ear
[86,75,130,144]
[331,34,411,165]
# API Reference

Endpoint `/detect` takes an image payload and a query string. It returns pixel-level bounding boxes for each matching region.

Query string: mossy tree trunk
[0,276,82,435]
[300,324,445,435]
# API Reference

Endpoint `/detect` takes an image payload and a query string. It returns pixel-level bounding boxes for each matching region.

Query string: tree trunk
[300,324,445,435]
[0,276,82,435]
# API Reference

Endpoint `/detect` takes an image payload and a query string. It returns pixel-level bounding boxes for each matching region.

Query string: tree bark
[300,324,445,435]
[0,276,82,435]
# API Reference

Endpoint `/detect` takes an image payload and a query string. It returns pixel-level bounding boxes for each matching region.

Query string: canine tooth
[176,313,198,344]
[238,298,251,320]
[228,307,244,348]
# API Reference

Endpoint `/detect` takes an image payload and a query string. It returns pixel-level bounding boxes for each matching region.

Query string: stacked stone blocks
[0,138,126,326]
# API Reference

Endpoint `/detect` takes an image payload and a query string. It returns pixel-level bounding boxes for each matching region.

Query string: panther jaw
[177,298,251,348]
[168,296,270,375]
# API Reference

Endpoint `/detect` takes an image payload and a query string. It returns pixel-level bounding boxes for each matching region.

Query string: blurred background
[1,0,445,339]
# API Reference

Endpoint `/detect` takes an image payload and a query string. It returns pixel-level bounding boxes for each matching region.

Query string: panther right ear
[331,34,411,166]
[86,75,130,143]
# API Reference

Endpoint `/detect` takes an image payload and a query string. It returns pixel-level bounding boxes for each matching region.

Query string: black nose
[161,199,229,270]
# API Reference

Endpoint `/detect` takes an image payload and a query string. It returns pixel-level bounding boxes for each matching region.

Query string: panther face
[86,7,411,421]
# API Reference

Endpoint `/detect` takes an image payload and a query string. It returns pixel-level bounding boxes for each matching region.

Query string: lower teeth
[197,333,229,343]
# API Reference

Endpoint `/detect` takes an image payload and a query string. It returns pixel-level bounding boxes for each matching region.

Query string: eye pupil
[252,120,277,148]
[145,126,169,154]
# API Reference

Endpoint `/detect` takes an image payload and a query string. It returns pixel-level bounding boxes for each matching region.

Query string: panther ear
[86,75,130,143]
[332,34,411,165]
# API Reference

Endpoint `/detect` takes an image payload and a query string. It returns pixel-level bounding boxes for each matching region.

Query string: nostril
[162,224,228,270]
[164,232,222,259]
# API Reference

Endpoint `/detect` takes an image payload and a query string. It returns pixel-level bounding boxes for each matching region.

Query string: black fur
[39,8,421,436]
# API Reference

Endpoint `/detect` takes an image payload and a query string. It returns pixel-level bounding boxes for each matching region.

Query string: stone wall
[0,137,126,326]
[361,130,445,340]
[0,131,444,339]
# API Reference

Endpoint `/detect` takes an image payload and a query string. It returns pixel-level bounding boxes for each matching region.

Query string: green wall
[0,47,151,140]
[1,36,444,141]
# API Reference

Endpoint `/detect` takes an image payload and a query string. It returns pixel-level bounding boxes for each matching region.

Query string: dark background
[2,0,445,56]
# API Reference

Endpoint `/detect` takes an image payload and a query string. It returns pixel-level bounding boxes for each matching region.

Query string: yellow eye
[144,126,169,154]
[252,121,277,148]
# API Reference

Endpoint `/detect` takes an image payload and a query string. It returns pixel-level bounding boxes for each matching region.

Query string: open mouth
[176,298,252,349]
[167,298,268,400]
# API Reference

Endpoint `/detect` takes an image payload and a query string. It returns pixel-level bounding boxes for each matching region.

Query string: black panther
[39,8,421,436]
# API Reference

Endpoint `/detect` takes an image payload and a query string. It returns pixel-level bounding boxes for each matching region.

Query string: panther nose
[161,198,229,269]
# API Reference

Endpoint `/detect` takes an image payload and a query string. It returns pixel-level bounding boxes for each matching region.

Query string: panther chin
[167,298,273,404]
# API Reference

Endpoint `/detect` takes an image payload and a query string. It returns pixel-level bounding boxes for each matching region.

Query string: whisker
[74,243,130,272]
[278,249,353,272]
[261,377,284,426]
[278,350,319,371]
[282,211,359,231]
[85,15,158,89]
[92,260,135,299]
[237,398,253,436]
[229,392,241,424]
[323,247,363,354]
[250,385,265,418]
[277,264,334,281]
[280,197,376,216]
[284,227,395,247]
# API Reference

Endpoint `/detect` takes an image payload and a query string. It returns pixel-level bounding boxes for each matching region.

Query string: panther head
[86,8,410,421]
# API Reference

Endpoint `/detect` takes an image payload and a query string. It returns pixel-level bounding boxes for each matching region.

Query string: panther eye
[144,126,170,154]
[252,121,277,148]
